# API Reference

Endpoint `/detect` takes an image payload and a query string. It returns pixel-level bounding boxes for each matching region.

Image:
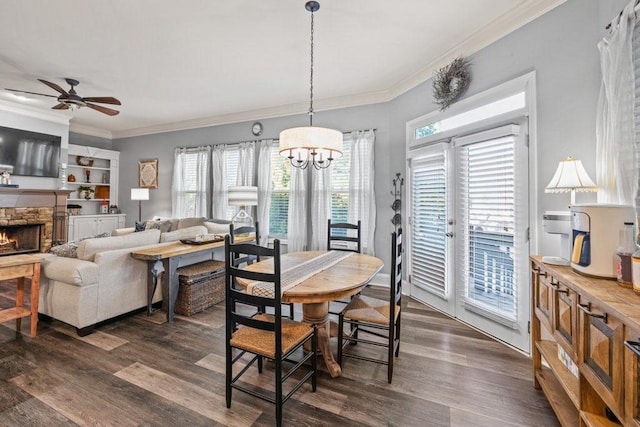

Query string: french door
[408,123,530,352]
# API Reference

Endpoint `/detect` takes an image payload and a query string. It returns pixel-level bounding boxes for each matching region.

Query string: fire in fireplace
[0,224,42,256]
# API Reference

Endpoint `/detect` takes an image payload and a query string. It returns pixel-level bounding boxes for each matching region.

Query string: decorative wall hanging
[432,57,471,111]
[391,172,404,231]
[138,159,158,189]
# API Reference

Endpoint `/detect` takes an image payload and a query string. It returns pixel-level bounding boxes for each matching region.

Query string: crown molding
[0,99,70,125]
[68,122,113,139]
[111,88,392,139]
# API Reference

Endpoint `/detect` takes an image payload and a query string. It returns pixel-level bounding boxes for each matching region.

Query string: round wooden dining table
[241,251,384,377]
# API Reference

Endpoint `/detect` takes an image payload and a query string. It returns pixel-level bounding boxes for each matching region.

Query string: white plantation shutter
[410,146,448,296]
[454,125,526,323]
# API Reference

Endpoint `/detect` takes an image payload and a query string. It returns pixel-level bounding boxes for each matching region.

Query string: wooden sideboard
[531,256,640,426]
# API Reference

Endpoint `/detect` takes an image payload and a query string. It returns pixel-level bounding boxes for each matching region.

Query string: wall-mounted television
[0,125,61,178]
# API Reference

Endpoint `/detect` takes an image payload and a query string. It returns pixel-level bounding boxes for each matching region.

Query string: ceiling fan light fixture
[279,0,342,170]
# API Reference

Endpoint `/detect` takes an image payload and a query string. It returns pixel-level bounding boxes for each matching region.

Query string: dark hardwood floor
[0,280,558,426]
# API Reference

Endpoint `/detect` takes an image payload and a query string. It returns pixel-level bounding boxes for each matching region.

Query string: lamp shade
[545,157,597,193]
[279,126,343,163]
[228,186,258,206]
[131,188,150,201]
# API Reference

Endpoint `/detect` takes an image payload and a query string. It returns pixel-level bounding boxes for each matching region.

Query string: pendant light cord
[309,8,315,126]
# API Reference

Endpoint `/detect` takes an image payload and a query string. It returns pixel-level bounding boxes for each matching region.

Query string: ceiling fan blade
[85,103,119,116]
[5,88,58,98]
[52,103,70,110]
[83,96,121,105]
[38,79,68,95]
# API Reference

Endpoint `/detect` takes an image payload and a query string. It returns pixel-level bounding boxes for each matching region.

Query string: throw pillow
[135,221,146,232]
[50,241,79,258]
[49,232,111,258]
[145,219,172,233]
[177,217,206,229]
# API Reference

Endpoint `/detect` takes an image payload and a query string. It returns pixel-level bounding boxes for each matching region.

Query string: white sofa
[38,224,212,335]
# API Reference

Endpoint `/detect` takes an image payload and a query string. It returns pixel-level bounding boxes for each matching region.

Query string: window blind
[331,140,351,224]
[410,148,448,295]
[456,133,518,320]
[269,145,290,237]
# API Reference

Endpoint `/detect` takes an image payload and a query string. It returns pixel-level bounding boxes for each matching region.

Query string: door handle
[445,232,454,238]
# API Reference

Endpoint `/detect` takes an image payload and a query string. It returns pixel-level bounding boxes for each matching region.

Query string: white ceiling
[0,0,564,139]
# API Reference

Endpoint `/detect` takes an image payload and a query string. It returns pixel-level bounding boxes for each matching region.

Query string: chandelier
[279,1,342,170]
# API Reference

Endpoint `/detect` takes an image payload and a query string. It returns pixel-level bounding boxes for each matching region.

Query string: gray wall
[112,0,629,268]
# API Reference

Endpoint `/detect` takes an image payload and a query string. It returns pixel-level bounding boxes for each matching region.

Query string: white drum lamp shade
[131,188,149,222]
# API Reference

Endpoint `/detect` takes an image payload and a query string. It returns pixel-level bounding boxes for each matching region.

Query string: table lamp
[543,156,597,265]
[228,186,258,229]
[131,188,149,222]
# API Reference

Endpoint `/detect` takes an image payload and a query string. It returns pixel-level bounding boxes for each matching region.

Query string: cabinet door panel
[579,297,624,417]
[533,264,552,331]
[552,282,577,359]
[625,327,640,426]
[97,216,119,235]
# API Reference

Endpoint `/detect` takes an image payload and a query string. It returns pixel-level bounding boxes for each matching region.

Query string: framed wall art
[138,159,158,189]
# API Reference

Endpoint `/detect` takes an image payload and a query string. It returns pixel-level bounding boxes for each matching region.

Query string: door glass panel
[458,136,516,319]
[411,150,448,296]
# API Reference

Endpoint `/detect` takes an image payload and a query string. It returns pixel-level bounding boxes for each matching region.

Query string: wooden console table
[0,254,41,337]
[531,255,640,426]
[131,235,254,323]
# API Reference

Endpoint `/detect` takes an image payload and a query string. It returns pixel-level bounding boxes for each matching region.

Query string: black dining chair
[327,219,362,315]
[230,222,295,320]
[327,219,362,253]
[224,236,317,427]
[338,228,402,383]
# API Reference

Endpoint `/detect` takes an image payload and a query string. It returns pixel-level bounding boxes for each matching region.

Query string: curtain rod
[179,128,377,151]
[605,0,640,30]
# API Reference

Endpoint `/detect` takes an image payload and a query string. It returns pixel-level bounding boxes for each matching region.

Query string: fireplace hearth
[0,224,42,256]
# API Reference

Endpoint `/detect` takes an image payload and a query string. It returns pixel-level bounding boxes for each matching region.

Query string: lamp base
[232,207,253,230]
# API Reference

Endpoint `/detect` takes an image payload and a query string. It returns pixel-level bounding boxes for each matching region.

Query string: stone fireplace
[0,189,71,252]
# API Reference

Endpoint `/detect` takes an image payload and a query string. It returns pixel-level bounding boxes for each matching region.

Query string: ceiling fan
[5,78,121,116]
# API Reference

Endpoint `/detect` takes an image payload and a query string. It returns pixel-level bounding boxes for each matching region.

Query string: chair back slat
[230,222,260,267]
[327,219,362,253]
[225,235,283,335]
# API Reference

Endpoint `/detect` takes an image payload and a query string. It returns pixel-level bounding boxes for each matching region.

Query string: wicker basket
[175,260,225,316]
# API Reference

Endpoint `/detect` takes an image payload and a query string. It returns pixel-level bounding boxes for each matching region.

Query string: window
[415,92,525,140]
[172,147,209,218]
[270,145,291,237]
[330,140,351,223]
[225,147,240,219]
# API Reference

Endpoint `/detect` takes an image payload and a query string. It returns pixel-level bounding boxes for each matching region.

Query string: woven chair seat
[230,314,313,359]
[342,295,401,325]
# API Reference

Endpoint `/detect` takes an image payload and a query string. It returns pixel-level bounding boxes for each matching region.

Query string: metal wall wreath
[432,57,471,111]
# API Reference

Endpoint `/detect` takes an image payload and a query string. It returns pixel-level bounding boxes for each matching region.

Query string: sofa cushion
[42,257,99,287]
[77,229,161,261]
[160,225,207,243]
[204,221,231,235]
[177,217,206,229]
